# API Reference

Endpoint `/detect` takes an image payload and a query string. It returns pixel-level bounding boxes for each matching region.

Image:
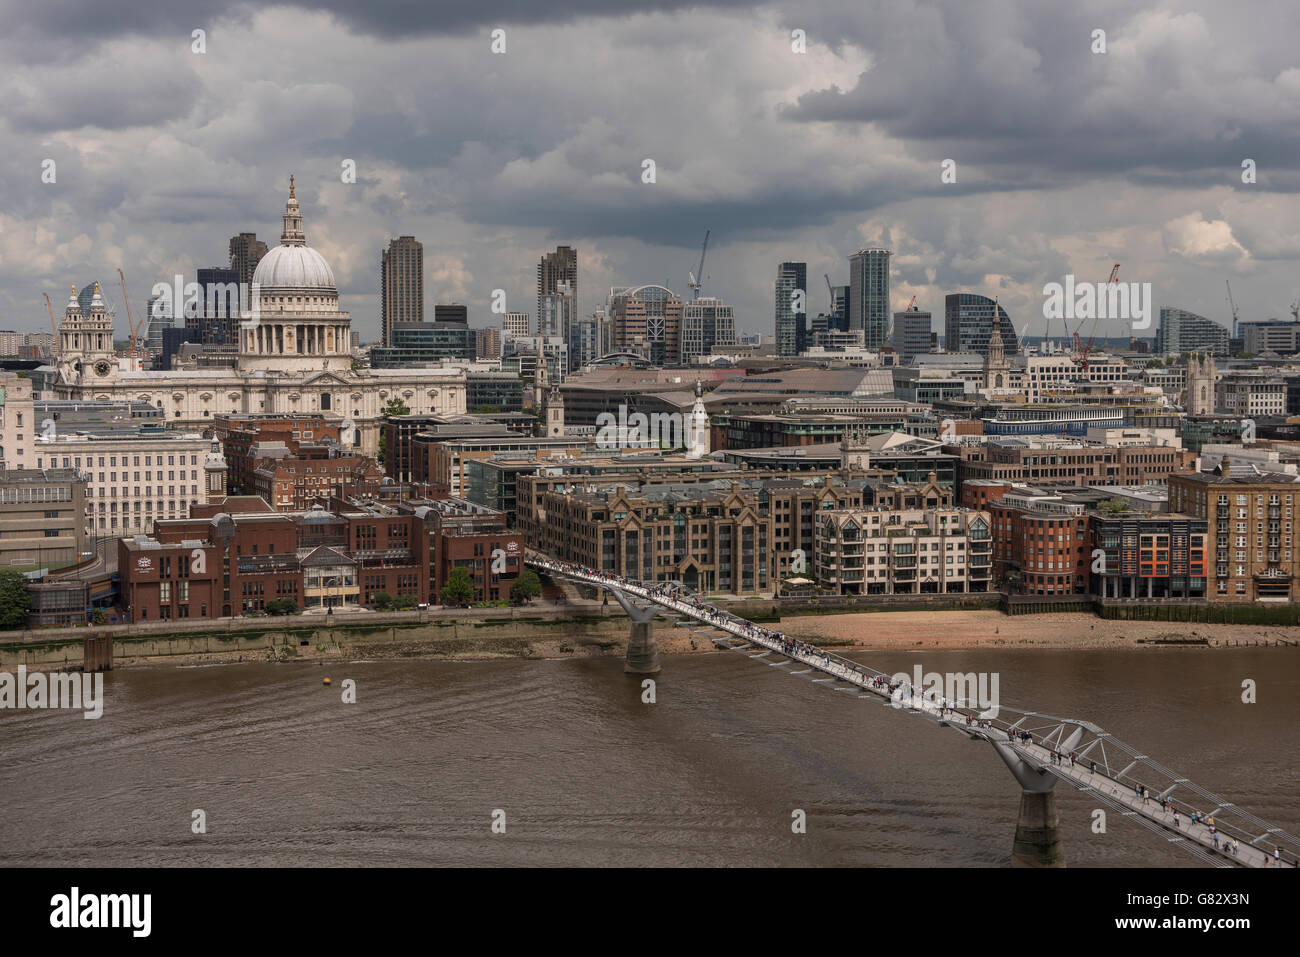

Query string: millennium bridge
[527,551,1299,869]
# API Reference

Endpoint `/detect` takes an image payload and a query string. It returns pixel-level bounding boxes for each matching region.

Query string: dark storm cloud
[2,0,762,45]
[787,0,1300,180]
[3,0,1299,340]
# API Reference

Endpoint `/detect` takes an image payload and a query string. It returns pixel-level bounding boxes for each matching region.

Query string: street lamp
[323,576,340,613]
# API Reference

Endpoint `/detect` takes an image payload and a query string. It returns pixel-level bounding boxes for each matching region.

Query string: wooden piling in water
[83,634,113,672]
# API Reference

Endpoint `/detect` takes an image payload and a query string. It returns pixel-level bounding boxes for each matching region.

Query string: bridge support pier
[1011,790,1065,868]
[608,588,661,675]
[992,739,1066,868]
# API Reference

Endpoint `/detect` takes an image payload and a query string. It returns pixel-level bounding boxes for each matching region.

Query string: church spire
[281,174,306,246]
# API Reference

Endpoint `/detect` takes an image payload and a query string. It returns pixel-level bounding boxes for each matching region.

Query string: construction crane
[117,267,144,359]
[1291,298,1299,322]
[43,292,60,357]
[1226,279,1240,339]
[686,230,710,299]
[1072,263,1120,370]
[905,295,917,312]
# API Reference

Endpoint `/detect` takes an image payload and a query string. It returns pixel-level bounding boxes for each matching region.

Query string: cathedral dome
[252,174,337,291]
[252,244,336,290]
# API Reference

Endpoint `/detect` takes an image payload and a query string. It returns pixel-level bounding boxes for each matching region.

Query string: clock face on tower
[93,359,112,378]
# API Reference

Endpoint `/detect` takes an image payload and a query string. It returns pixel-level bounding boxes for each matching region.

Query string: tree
[442,567,476,606]
[0,569,31,629]
[371,591,394,611]
[377,398,410,467]
[510,570,542,605]
[392,594,417,610]
[266,598,298,615]
[470,404,501,414]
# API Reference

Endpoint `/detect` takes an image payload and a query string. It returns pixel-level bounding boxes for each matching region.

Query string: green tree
[470,404,500,414]
[377,398,411,467]
[0,569,31,629]
[92,608,107,625]
[266,598,298,616]
[442,567,476,606]
[510,570,542,605]
[392,594,417,610]
[371,591,394,611]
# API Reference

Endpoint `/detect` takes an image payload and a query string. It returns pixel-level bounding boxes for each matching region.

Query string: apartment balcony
[893,557,917,569]
[893,569,917,581]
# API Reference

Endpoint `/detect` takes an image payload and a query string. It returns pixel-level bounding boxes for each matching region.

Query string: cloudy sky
[2,0,1298,343]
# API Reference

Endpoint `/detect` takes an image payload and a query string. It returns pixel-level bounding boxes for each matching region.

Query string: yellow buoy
[322,677,332,686]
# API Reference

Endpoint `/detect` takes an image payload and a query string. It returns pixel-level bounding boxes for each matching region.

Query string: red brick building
[118,495,522,621]
[989,489,1091,595]
[215,414,340,494]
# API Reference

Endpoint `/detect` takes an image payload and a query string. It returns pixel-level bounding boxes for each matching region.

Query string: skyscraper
[830,284,849,332]
[891,308,932,363]
[540,280,575,340]
[194,266,240,345]
[607,285,683,365]
[229,233,269,286]
[538,246,577,329]
[848,248,892,348]
[775,262,807,357]
[502,312,530,339]
[682,296,737,362]
[433,303,468,325]
[1156,308,1229,356]
[944,293,1019,356]
[381,236,424,347]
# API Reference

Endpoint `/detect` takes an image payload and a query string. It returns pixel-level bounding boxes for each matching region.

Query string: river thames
[2,648,1296,866]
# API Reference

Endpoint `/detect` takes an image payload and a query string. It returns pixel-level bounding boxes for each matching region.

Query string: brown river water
[1,647,1296,866]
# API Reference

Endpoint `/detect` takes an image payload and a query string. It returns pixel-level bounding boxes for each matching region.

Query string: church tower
[685,379,711,459]
[58,284,116,385]
[544,383,565,438]
[982,297,1010,391]
[1184,353,1217,415]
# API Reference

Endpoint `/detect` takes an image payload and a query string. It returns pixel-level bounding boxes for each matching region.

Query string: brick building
[523,470,949,595]
[215,413,339,493]
[117,495,521,621]
[955,439,1195,492]
[250,444,384,511]
[1168,462,1300,602]
[990,488,1091,595]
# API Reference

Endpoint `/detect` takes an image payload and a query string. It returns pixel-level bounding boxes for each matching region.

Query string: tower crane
[117,268,144,359]
[687,230,710,299]
[1226,279,1241,340]
[43,292,59,356]
[1072,263,1120,370]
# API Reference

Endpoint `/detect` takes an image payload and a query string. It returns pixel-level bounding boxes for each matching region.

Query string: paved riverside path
[529,554,1299,870]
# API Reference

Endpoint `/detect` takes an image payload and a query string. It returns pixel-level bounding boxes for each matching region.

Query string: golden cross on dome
[289,174,295,199]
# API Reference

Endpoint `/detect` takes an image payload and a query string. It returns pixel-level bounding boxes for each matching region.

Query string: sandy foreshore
[773,609,1297,651]
[22,607,1297,672]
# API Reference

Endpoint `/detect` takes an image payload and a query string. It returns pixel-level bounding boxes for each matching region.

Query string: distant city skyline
[6,2,1300,344]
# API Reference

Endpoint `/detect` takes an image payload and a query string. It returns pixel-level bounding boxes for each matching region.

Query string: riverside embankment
[2,597,1295,672]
